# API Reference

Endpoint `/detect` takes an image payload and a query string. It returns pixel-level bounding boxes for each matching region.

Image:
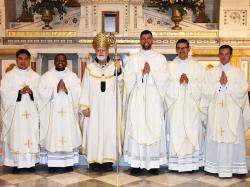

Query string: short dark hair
[140,30,153,38]
[219,45,233,55]
[176,38,190,48]
[54,53,67,61]
[16,49,31,58]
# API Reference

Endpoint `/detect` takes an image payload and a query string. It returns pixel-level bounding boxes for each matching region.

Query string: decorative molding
[80,0,92,6]
[223,10,247,26]
[78,39,93,44]
[55,11,80,26]
[4,36,250,49]
[124,3,129,32]
[93,5,97,31]
[4,37,76,45]
[130,0,143,6]
[7,31,77,37]
[2,37,218,46]
[144,8,172,27]
[85,6,89,28]
[193,48,250,56]
[134,5,137,28]
[221,39,250,46]
[151,31,219,37]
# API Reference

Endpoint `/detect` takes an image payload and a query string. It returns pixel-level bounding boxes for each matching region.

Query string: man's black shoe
[28,167,36,172]
[65,166,74,172]
[48,167,57,173]
[130,168,142,176]
[89,163,102,171]
[149,168,159,175]
[103,162,113,172]
[12,167,20,174]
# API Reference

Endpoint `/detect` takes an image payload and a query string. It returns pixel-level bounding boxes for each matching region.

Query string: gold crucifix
[22,110,31,119]
[58,108,66,117]
[218,100,225,108]
[218,128,224,136]
[59,136,66,145]
[25,139,32,148]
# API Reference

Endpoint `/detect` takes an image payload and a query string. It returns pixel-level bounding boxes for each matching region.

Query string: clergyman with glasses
[164,38,205,172]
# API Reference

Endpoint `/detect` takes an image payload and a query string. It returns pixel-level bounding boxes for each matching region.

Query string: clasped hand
[21,85,32,94]
[179,73,189,84]
[220,71,228,85]
[57,79,68,93]
[142,62,150,76]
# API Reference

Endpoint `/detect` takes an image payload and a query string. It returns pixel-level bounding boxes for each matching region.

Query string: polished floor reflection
[0,165,248,187]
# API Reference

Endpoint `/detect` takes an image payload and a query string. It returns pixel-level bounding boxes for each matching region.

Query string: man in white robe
[80,33,122,172]
[123,30,168,175]
[38,53,82,173]
[201,45,250,178]
[165,39,205,172]
[1,49,40,174]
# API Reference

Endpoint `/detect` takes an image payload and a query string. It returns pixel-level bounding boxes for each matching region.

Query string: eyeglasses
[176,47,189,51]
[219,53,231,57]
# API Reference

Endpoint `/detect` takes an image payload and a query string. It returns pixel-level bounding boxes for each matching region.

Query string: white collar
[174,56,192,64]
[219,62,230,71]
[54,67,67,78]
[139,49,153,55]
[16,67,31,72]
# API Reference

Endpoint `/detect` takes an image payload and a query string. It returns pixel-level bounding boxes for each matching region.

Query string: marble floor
[0,165,248,187]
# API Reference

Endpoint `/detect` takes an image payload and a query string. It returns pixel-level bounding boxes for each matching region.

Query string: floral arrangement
[29,0,67,19]
[154,0,202,15]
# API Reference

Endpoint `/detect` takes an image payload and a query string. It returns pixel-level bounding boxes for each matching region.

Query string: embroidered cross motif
[58,108,66,117]
[25,140,32,147]
[218,128,224,136]
[219,100,225,108]
[22,111,31,119]
[59,136,66,145]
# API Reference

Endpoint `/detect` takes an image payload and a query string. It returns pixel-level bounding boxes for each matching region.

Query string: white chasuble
[123,49,168,170]
[39,68,82,153]
[201,64,250,144]
[80,60,122,164]
[0,67,40,167]
[201,63,249,177]
[165,57,205,171]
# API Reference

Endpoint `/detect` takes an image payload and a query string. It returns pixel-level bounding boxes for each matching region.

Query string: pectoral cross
[59,136,66,145]
[25,140,32,148]
[22,111,31,119]
[219,100,225,108]
[218,128,224,136]
[58,108,66,117]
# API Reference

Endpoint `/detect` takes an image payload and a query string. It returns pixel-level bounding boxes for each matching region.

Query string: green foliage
[152,0,202,15]
[29,0,67,19]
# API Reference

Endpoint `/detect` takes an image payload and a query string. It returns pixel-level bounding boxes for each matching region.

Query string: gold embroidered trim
[86,65,114,79]
[88,158,116,164]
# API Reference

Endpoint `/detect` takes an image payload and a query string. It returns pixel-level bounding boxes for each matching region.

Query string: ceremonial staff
[108,32,120,174]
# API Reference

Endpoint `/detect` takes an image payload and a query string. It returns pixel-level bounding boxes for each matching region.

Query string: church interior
[0,0,249,186]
